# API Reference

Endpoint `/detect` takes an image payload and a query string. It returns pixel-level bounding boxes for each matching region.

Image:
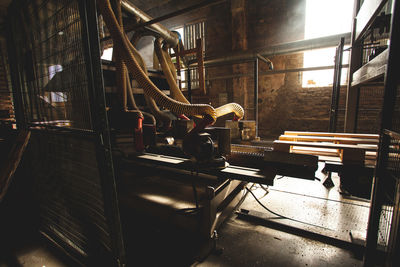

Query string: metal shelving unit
[345,0,400,265]
[345,0,392,134]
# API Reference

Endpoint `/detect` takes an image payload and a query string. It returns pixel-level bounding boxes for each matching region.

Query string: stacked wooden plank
[273,131,379,165]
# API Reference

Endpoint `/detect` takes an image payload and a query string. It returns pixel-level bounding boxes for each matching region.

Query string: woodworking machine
[100,0,319,248]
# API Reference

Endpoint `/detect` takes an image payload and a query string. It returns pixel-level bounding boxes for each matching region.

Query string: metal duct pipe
[121,0,179,47]
[189,32,351,67]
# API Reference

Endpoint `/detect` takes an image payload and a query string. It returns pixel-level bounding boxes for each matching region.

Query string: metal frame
[329,37,345,132]
[6,0,126,266]
[254,58,258,137]
[78,1,126,265]
[365,0,400,265]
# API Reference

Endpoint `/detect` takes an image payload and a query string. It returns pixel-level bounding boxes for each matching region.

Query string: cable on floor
[245,187,333,231]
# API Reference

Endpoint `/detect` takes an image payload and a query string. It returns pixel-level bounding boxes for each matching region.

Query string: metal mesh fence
[7,0,122,265]
[29,131,113,264]
[11,0,92,130]
[391,91,400,132]
[356,86,385,133]
[377,131,400,251]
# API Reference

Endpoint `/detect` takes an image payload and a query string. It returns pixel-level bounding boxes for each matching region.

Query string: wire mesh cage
[375,131,400,253]
[7,0,124,265]
[10,0,93,130]
[29,131,114,263]
[356,86,385,133]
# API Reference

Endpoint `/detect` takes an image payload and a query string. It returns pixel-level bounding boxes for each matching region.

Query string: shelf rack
[345,0,400,265]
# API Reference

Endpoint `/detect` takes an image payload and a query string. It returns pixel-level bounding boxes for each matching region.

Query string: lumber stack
[273,131,379,165]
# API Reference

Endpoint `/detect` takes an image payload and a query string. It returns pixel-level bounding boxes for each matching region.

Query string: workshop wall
[145,0,338,139]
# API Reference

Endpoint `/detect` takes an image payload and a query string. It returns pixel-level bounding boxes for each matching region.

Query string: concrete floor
[0,176,366,267]
[197,170,366,267]
[0,212,363,267]
[198,214,363,267]
[0,155,367,267]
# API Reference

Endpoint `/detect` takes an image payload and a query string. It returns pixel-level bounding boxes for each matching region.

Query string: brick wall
[139,0,371,138]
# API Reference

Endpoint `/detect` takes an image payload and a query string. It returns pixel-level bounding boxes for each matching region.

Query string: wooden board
[273,140,374,165]
[279,135,379,144]
[273,140,378,151]
[284,131,379,139]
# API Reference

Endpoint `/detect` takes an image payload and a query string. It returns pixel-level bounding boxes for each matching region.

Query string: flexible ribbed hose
[114,1,156,126]
[215,103,244,118]
[155,38,244,119]
[113,1,172,128]
[125,34,172,127]
[113,1,128,110]
[154,37,189,104]
[125,71,138,110]
[163,45,179,83]
[98,0,217,122]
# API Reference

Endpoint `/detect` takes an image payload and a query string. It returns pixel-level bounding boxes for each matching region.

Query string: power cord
[245,187,333,230]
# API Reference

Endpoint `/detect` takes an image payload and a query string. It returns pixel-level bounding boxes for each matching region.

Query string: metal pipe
[256,54,273,70]
[254,58,258,138]
[202,64,349,82]
[121,0,179,47]
[187,68,192,103]
[189,32,352,68]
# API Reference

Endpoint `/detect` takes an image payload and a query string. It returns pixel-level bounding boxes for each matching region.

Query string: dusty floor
[198,168,367,267]
[0,169,367,267]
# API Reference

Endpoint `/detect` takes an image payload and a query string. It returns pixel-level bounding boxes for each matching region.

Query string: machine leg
[323,172,335,188]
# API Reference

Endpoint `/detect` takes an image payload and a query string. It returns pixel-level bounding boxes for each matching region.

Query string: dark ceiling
[0,0,209,26]
[131,0,207,18]
[0,0,11,16]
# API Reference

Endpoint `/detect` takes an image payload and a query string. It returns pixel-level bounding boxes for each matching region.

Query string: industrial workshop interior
[1,0,400,266]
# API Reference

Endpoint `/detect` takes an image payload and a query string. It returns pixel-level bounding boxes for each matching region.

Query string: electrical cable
[245,187,333,230]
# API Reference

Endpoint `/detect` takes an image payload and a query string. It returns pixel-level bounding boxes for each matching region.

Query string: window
[46,65,67,103]
[302,0,354,87]
[101,47,113,61]
[48,64,63,80]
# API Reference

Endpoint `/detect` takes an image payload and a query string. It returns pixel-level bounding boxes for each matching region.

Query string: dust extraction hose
[124,31,171,127]
[98,0,217,122]
[98,0,244,123]
[155,38,245,119]
[154,37,189,104]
